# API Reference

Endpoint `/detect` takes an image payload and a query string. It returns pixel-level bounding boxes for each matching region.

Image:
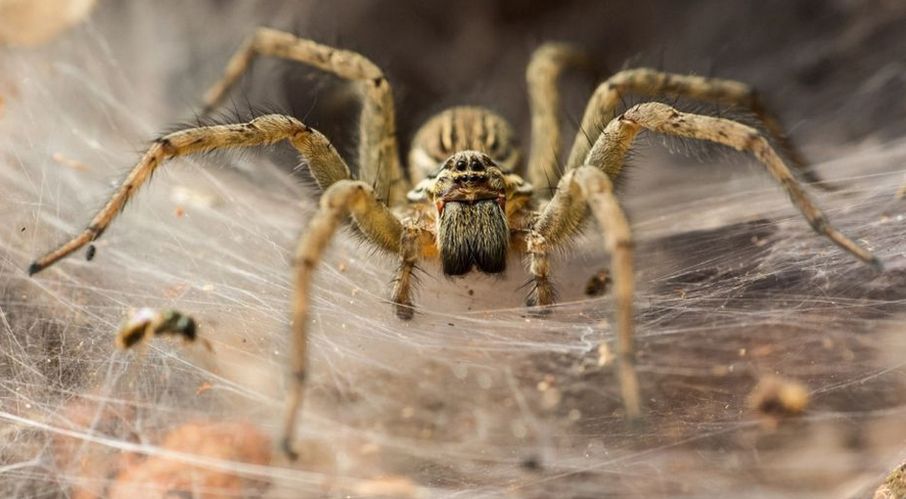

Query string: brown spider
[28,28,880,459]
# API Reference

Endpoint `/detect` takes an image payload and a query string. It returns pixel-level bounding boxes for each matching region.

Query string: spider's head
[427,151,510,276]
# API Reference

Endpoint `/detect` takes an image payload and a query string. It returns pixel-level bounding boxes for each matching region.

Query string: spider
[29,28,880,459]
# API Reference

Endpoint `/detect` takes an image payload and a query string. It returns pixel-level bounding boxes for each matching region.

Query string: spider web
[2,1,906,497]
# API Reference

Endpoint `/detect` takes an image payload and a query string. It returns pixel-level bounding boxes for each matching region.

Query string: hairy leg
[591,102,879,266]
[530,166,640,420]
[566,68,826,188]
[203,27,410,205]
[525,166,593,309]
[525,42,587,193]
[524,232,557,308]
[29,114,349,274]
[284,180,402,459]
[390,224,421,320]
[527,101,884,420]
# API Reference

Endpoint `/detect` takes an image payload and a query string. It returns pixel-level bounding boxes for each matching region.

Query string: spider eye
[471,160,485,171]
[455,160,467,171]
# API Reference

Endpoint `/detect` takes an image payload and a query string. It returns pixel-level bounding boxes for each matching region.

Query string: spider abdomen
[409,107,521,183]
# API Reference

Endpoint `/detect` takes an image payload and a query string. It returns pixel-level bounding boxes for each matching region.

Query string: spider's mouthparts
[437,199,509,276]
[435,194,506,217]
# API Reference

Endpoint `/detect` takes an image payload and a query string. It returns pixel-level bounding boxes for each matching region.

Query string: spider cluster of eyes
[451,157,488,173]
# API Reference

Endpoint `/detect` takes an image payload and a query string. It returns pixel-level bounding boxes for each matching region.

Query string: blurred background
[1,0,906,497]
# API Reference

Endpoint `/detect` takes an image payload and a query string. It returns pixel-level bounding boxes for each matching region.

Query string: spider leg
[29,114,350,274]
[527,114,639,297]
[596,102,879,267]
[390,224,422,320]
[525,232,557,308]
[530,166,640,420]
[526,42,588,192]
[284,180,402,459]
[566,68,828,189]
[203,27,410,205]
[525,163,595,309]
[528,101,882,420]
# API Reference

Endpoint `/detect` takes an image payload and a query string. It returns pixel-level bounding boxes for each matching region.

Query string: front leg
[573,167,641,422]
[285,180,402,459]
[526,170,588,308]
[390,224,421,320]
[525,231,557,308]
[529,167,640,420]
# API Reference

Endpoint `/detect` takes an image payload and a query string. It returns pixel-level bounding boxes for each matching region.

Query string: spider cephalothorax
[29,28,881,459]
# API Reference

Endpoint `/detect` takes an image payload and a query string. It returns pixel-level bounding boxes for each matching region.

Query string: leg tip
[394,303,415,321]
[27,261,43,276]
[525,296,553,317]
[281,437,299,461]
[869,256,885,273]
[625,410,645,431]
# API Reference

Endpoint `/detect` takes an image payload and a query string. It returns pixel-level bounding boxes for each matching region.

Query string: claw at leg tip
[394,304,414,321]
[869,256,884,273]
[281,437,299,461]
[27,261,42,276]
[626,411,644,429]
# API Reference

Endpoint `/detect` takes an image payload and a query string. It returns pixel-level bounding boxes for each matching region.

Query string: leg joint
[744,131,764,151]
[615,239,634,250]
[155,137,176,155]
[809,215,828,234]
[526,232,548,254]
[86,224,104,240]
[295,257,316,270]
